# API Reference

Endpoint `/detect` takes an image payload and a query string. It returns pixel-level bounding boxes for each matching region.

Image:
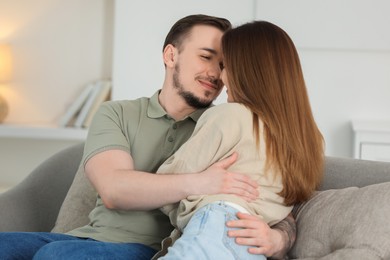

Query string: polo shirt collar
[147,90,210,122]
[147,90,166,118]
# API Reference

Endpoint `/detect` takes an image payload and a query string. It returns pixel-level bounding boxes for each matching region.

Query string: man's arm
[226,212,296,259]
[269,213,296,259]
[85,149,259,210]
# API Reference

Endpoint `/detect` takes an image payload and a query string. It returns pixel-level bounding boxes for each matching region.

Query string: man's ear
[163,44,176,68]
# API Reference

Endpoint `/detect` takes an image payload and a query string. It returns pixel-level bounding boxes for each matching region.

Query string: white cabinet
[352,121,390,162]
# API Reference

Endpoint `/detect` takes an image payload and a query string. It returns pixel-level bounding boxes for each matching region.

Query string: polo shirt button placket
[167,122,177,144]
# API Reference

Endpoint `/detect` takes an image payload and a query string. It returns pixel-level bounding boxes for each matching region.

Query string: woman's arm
[226,212,296,259]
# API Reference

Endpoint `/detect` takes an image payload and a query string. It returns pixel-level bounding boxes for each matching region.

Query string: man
[0,14,295,259]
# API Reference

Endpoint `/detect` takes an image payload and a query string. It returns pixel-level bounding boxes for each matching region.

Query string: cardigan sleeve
[157,103,250,217]
[157,103,248,175]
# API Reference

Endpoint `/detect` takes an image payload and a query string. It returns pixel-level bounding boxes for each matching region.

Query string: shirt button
[168,136,174,142]
[172,124,177,129]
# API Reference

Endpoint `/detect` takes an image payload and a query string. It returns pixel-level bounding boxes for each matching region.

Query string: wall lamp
[0,44,12,123]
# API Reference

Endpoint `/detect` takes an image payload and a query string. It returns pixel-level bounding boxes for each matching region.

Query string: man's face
[172,25,224,108]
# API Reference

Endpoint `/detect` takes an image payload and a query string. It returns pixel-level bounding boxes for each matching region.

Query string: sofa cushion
[289,182,390,260]
[51,166,97,233]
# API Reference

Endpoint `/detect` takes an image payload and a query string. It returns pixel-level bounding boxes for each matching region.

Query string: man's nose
[207,63,222,79]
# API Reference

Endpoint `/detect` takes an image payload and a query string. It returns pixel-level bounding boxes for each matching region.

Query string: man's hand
[226,212,295,259]
[195,152,259,201]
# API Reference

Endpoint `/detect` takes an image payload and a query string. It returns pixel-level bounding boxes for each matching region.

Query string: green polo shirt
[68,90,207,250]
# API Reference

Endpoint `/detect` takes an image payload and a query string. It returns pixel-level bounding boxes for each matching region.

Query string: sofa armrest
[320,156,390,190]
[0,143,84,232]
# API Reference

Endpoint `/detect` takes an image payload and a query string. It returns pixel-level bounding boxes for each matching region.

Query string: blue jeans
[160,202,266,260]
[0,232,156,260]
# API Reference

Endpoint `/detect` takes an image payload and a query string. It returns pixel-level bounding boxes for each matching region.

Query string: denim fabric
[0,232,156,260]
[160,202,266,260]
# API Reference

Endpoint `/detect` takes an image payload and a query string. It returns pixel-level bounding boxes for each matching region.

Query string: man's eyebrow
[199,48,217,55]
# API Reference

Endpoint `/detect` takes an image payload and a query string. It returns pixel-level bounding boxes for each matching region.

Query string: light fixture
[0,44,12,123]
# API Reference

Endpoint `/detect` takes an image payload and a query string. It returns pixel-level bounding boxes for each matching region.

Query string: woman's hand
[226,212,295,259]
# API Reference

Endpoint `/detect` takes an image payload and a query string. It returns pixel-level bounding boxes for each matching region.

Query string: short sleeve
[82,101,130,166]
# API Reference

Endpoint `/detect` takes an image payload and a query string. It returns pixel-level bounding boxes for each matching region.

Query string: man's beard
[173,64,215,109]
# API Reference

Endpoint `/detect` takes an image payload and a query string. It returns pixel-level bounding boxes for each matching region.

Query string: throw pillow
[289,182,390,260]
[51,166,97,233]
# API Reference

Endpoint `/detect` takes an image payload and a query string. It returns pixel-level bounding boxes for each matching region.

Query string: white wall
[0,0,113,124]
[113,0,390,158]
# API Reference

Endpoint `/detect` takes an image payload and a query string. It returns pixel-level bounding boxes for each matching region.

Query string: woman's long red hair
[222,21,324,205]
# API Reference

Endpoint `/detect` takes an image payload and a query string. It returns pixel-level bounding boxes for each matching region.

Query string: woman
[157,20,324,259]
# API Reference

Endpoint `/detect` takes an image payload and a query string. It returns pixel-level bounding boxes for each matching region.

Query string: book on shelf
[73,81,112,128]
[58,83,95,127]
[58,80,112,128]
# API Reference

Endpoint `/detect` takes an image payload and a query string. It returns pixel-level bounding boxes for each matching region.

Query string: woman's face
[220,68,234,102]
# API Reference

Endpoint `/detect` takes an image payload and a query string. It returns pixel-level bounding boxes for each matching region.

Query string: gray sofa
[1,143,390,259]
